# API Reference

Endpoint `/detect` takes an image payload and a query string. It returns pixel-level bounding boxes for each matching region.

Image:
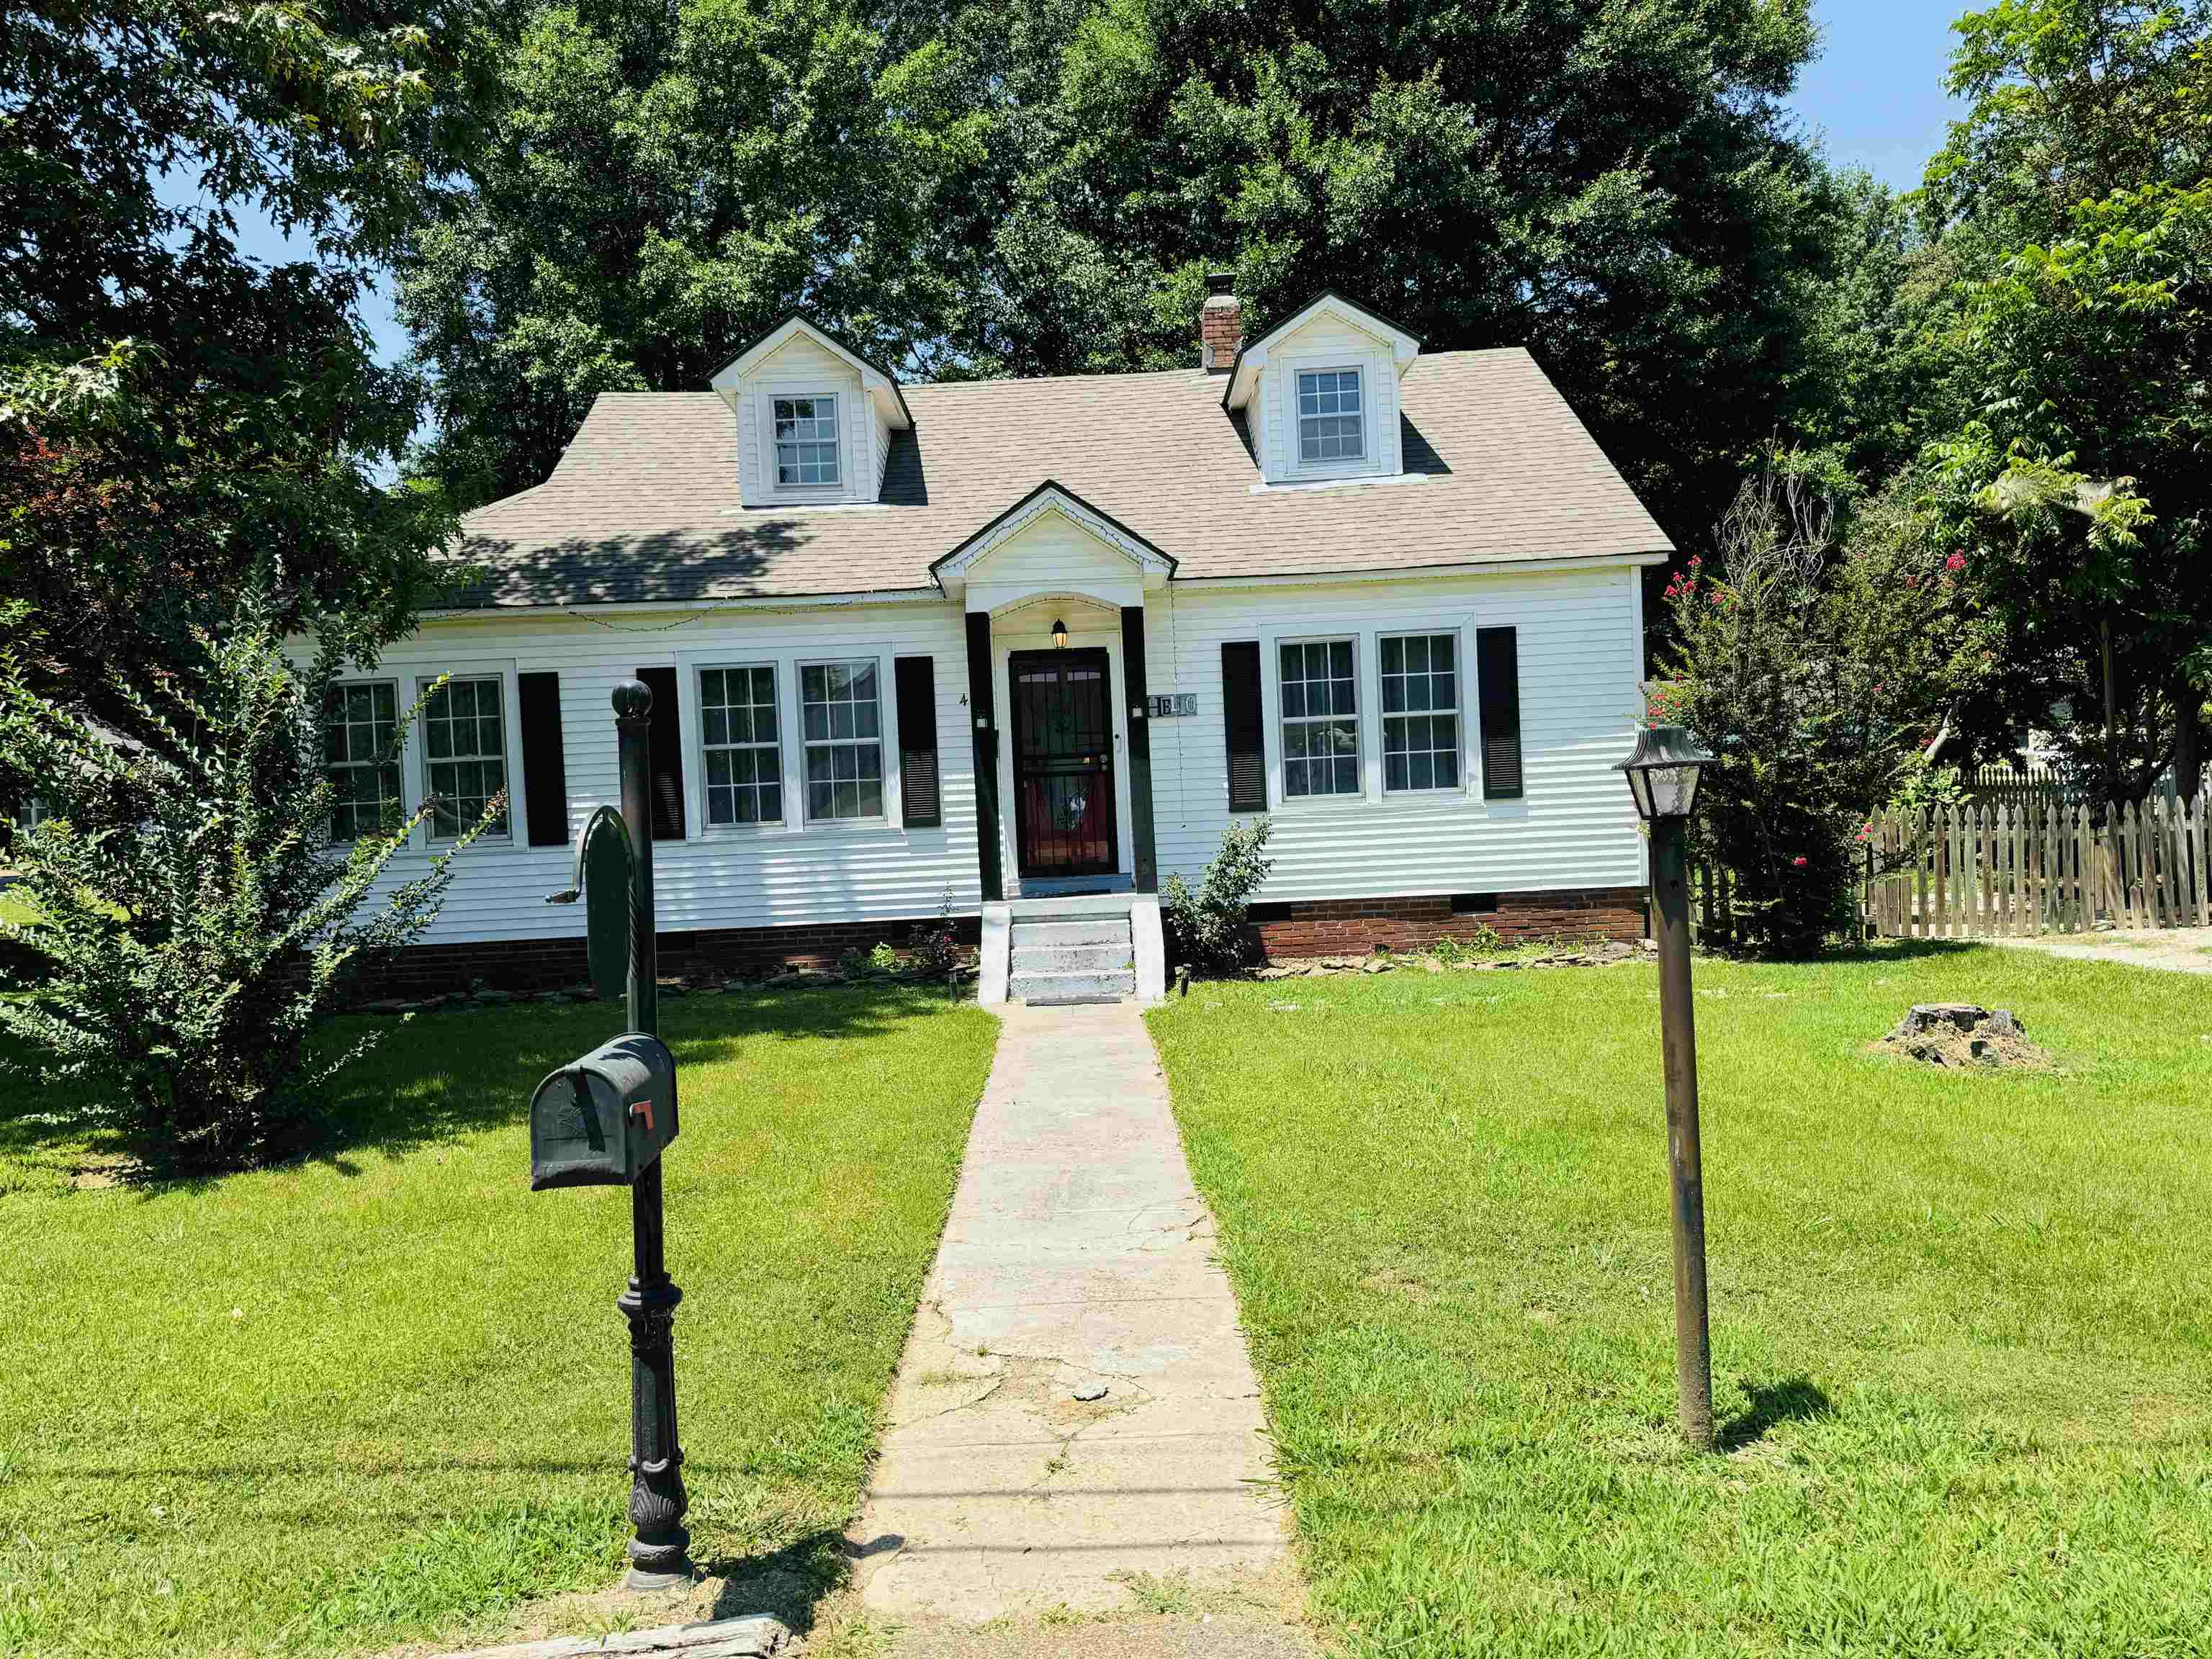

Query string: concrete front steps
[980,892,1166,1007]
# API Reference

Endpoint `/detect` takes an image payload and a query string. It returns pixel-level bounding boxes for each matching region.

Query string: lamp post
[610,679,693,1587]
[1614,724,1718,1450]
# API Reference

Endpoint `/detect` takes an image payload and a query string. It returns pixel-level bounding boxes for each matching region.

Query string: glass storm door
[1010,649,1119,878]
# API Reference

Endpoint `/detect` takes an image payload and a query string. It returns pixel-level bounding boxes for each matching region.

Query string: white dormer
[709,317,913,508]
[1220,293,1421,487]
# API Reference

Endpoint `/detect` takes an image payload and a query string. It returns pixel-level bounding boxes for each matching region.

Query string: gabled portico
[935,483,1174,1003]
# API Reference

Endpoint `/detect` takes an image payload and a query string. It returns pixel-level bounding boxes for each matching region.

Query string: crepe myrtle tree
[1652,466,1992,954]
[0,598,499,1171]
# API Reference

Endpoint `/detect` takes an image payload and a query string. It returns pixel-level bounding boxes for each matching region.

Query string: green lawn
[1149,945,2212,1658]
[0,986,997,1657]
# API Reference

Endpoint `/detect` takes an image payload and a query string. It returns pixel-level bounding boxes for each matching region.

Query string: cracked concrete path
[850,1002,1296,1624]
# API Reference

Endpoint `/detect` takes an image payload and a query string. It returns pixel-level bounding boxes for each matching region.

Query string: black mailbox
[530,1033,680,1190]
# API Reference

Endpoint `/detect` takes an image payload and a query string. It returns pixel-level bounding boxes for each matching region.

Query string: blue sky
[196,0,1972,375]
[1788,0,1969,190]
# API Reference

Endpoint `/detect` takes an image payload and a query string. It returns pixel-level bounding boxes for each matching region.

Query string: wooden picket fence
[1863,796,2212,938]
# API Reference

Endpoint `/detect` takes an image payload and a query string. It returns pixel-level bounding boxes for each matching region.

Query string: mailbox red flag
[631,1099,655,1134]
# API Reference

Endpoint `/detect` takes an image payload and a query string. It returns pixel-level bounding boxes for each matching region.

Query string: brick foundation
[354,914,981,1002]
[1251,887,1647,959]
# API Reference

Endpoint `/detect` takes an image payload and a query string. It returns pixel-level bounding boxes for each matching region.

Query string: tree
[1653,464,1997,953]
[0,0,498,719]
[395,0,982,508]
[1915,3,2212,804]
[400,0,1851,547]
[0,601,496,1171]
[935,0,1848,548]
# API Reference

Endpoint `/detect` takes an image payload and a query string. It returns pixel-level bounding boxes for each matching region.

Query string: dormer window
[709,316,913,507]
[1297,369,1364,465]
[1219,293,1421,486]
[773,395,840,487]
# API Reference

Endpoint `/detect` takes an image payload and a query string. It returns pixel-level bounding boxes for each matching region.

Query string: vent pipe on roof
[1200,271,1241,373]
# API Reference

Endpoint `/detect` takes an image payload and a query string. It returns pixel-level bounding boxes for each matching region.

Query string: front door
[1010,649,1119,878]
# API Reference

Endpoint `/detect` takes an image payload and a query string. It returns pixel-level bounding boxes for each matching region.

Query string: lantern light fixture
[1614,724,1713,822]
[1051,617,1069,649]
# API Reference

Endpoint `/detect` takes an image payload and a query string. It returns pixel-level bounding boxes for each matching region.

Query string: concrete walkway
[850,1003,1294,1624]
[1988,925,2212,975]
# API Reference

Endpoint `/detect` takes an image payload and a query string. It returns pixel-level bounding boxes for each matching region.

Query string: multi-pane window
[1381,634,1462,793]
[773,395,840,486]
[326,680,402,841]
[801,660,883,822]
[1296,369,1363,464]
[1279,639,1360,798]
[422,675,508,840]
[700,665,783,827]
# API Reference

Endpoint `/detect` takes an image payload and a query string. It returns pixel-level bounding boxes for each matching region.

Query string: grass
[0,986,997,1657]
[0,886,38,928]
[1148,943,2212,1658]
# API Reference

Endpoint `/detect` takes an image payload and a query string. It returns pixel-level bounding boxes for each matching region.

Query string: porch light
[1614,724,1712,822]
[1051,617,1069,649]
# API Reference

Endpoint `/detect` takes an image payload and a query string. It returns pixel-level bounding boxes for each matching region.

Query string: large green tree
[395,0,982,507]
[0,0,496,722]
[1917,1,2211,803]
[401,0,1848,546]
[935,0,1841,544]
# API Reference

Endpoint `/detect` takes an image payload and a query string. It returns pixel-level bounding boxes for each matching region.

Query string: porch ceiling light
[1051,617,1069,649]
[1614,724,1713,822]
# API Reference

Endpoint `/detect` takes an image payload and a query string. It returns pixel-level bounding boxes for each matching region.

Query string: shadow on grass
[0,983,975,1187]
[702,1529,883,1635]
[1720,1375,1835,1449]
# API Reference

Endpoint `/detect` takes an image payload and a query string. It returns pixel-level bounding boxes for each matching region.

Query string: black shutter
[966,613,1003,901]
[1121,606,1157,891]
[635,665,686,840]
[1476,627,1524,800]
[518,671,570,847]
[1220,641,1267,813]
[895,656,940,829]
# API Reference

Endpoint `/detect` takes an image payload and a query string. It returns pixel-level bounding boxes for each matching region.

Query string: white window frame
[1293,366,1367,470]
[1378,631,1466,797]
[1273,634,1364,804]
[412,666,523,848]
[326,677,404,842]
[755,383,848,500]
[797,656,889,827]
[693,661,786,834]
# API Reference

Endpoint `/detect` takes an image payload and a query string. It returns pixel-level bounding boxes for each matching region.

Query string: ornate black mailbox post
[536,680,693,1589]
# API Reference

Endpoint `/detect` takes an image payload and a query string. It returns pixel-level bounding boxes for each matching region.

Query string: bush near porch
[0,986,996,1658]
[1148,945,2212,1658]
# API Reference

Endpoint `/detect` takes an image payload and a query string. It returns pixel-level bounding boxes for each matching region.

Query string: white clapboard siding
[1142,566,1645,900]
[356,603,977,948]
[367,562,1645,948]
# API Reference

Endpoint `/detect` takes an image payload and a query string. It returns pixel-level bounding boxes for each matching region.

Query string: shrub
[1160,817,1274,974]
[909,886,963,979]
[0,602,494,1171]
[1655,466,1983,954]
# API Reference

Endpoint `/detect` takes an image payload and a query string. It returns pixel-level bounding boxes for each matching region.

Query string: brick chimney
[1200,271,1242,372]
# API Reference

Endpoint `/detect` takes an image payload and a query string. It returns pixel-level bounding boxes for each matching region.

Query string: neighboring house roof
[447,348,1672,611]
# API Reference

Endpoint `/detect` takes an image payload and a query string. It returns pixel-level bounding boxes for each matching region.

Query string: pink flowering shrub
[1655,466,1978,954]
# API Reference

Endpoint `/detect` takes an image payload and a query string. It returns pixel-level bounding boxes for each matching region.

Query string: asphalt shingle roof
[448,348,1671,610]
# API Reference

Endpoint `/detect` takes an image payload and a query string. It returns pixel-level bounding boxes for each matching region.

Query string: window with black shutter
[894,656,940,828]
[518,671,570,846]
[1475,627,1524,800]
[1220,641,1267,812]
[634,665,686,839]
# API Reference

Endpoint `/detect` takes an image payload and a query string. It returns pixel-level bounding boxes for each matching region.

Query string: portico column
[1120,605,1159,894]
[965,611,1004,902]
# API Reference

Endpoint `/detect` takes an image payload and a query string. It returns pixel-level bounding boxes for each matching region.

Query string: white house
[338,282,1671,1003]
